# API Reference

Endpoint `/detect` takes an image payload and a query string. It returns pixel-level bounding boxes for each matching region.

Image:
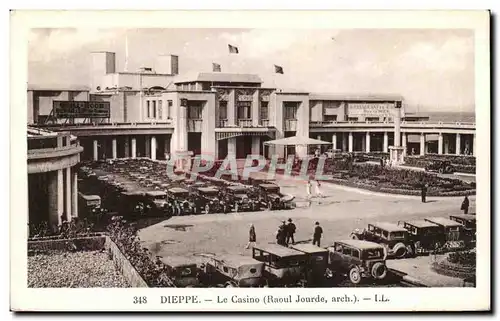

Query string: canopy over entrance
[263,135,332,146]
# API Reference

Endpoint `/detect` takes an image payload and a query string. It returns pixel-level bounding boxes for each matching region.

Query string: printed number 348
[134,296,147,304]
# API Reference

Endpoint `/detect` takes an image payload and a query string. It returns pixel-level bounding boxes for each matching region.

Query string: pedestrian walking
[276,223,287,246]
[314,180,323,198]
[421,183,428,203]
[245,223,257,249]
[306,180,312,200]
[312,221,323,247]
[461,196,470,214]
[286,218,296,245]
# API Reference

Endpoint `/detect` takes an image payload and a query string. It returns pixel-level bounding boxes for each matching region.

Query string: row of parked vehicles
[77,159,296,220]
[350,215,476,258]
[159,239,390,288]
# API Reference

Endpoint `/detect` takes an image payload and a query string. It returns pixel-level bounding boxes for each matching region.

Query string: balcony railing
[309,120,476,127]
[259,119,269,127]
[237,119,253,128]
[187,119,203,132]
[284,119,298,131]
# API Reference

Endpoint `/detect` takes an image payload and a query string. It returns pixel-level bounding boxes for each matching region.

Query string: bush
[448,251,476,266]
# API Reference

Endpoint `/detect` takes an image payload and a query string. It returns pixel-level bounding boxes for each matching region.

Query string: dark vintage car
[78,193,108,222]
[291,243,329,286]
[202,255,265,287]
[252,244,308,287]
[257,183,294,210]
[159,256,204,288]
[449,214,476,245]
[192,187,224,214]
[350,222,411,259]
[424,217,467,251]
[327,240,388,284]
[224,185,258,212]
[144,191,173,216]
[398,220,444,255]
[167,187,196,215]
[425,160,454,174]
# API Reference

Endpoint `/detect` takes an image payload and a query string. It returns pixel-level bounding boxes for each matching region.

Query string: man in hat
[312,221,323,247]
[286,218,297,245]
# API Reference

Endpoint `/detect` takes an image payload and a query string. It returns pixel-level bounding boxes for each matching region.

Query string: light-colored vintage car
[159,255,204,288]
[203,254,265,287]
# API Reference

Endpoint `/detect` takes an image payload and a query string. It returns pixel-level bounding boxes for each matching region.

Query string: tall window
[237,101,252,119]
[188,103,202,119]
[146,100,151,118]
[260,101,269,120]
[284,102,298,120]
[167,100,173,119]
[219,101,228,119]
[152,100,157,118]
[158,100,163,119]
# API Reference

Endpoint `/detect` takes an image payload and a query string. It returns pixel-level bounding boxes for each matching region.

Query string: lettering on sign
[347,103,395,117]
[238,95,254,102]
[53,101,111,118]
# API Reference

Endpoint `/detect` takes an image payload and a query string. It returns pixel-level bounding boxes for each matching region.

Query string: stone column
[332,133,337,151]
[48,171,62,231]
[402,132,407,151]
[456,133,461,155]
[473,134,476,156]
[420,133,426,155]
[131,137,137,159]
[72,170,78,218]
[123,136,130,158]
[438,133,443,155]
[348,132,353,152]
[65,167,71,222]
[383,132,388,153]
[112,138,117,159]
[227,89,236,126]
[93,140,98,161]
[251,136,261,155]
[444,135,450,154]
[151,136,157,160]
[317,135,322,150]
[365,132,371,153]
[228,137,237,158]
[252,90,260,127]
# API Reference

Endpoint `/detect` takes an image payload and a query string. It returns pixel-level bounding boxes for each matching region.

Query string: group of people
[244,219,324,249]
[306,179,323,200]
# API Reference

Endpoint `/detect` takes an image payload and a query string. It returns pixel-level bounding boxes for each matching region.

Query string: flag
[212,63,221,72]
[228,44,239,54]
[274,65,284,74]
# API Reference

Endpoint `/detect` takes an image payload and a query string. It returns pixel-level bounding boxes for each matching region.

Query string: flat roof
[425,217,464,227]
[197,187,219,193]
[28,85,90,91]
[309,93,403,101]
[213,254,264,268]
[175,72,262,84]
[253,244,305,258]
[370,222,408,233]
[146,191,167,196]
[334,240,385,250]
[450,214,477,221]
[160,255,207,267]
[168,187,189,193]
[291,243,329,254]
[226,185,249,191]
[402,220,439,229]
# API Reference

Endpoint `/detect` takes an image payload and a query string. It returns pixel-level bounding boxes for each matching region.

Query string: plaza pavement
[138,175,476,260]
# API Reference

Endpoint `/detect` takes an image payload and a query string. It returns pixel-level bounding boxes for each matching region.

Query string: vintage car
[192,187,224,214]
[425,160,455,174]
[449,214,476,245]
[252,244,308,287]
[144,191,173,216]
[424,217,467,251]
[116,190,149,217]
[78,193,108,221]
[257,183,294,210]
[350,222,411,259]
[224,185,258,212]
[159,256,203,288]
[167,187,196,215]
[398,220,444,255]
[291,243,329,286]
[327,240,388,284]
[202,254,265,287]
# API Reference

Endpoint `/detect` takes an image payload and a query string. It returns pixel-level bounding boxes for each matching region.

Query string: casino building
[27,51,476,165]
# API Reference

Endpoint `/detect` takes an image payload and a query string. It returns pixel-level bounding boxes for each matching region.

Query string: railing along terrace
[237,119,253,127]
[309,120,476,127]
[32,121,173,128]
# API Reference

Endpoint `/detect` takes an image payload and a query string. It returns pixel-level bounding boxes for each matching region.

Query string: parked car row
[350,215,476,259]
[158,239,390,287]
[78,159,296,218]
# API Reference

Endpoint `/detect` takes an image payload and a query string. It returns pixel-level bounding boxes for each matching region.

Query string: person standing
[314,180,323,198]
[306,180,312,200]
[286,218,296,245]
[276,223,287,246]
[421,183,428,203]
[312,222,323,247]
[245,223,257,249]
[461,196,470,214]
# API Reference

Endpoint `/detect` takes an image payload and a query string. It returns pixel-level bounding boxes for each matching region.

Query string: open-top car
[252,244,308,287]
[425,160,454,174]
[257,183,294,210]
[159,255,204,287]
[192,187,224,214]
[202,254,265,287]
[449,214,476,245]
[424,217,467,251]
[224,185,258,212]
[291,243,329,286]
[350,222,411,259]
[398,220,444,255]
[327,240,388,284]
[167,187,196,215]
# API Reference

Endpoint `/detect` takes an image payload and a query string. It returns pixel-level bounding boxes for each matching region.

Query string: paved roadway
[138,175,476,260]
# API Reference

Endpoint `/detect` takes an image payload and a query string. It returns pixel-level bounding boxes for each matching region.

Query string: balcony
[284,119,298,131]
[259,119,269,127]
[187,119,203,132]
[237,119,253,128]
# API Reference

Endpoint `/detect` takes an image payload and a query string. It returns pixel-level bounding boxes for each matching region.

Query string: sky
[28,28,475,112]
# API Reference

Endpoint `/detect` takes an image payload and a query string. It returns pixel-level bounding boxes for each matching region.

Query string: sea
[406,111,476,123]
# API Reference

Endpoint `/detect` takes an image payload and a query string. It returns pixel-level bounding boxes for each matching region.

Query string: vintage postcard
[10,10,490,312]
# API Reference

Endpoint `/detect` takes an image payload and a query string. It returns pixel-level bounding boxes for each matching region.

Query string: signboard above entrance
[52,101,110,119]
[347,102,395,118]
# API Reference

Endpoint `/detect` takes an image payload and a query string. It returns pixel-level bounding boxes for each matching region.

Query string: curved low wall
[28,144,83,174]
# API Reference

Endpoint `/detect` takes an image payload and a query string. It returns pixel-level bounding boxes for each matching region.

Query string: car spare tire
[371,262,387,279]
[392,243,407,259]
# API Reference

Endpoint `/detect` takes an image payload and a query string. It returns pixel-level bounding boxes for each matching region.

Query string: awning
[263,135,332,146]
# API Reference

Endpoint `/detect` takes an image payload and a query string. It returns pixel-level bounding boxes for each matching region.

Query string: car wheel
[371,262,387,280]
[393,243,407,259]
[350,234,359,240]
[439,168,444,174]
[349,267,362,284]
